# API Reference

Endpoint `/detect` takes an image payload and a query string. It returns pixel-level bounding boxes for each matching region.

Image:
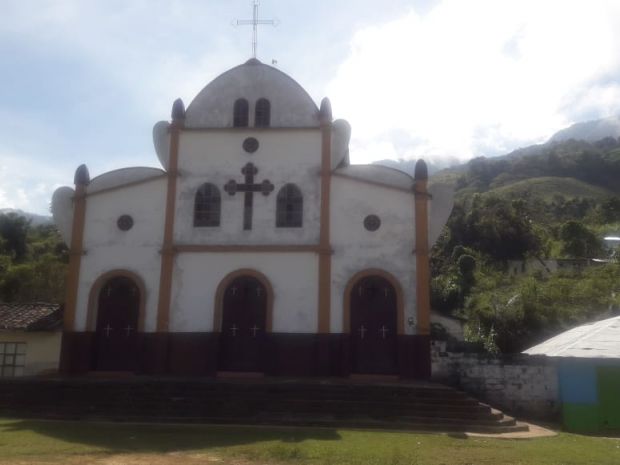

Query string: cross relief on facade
[224,162,274,230]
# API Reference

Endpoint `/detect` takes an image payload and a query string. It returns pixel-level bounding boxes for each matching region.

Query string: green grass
[0,418,619,465]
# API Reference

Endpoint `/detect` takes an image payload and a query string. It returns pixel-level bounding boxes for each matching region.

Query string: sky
[2,0,620,215]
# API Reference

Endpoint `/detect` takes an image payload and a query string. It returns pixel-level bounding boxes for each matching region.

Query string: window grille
[194,183,221,227]
[233,98,249,127]
[255,98,271,127]
[276,184,303,227]
[0,342,26,377]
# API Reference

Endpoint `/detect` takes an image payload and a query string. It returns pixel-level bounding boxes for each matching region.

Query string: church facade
[52,59,453,378]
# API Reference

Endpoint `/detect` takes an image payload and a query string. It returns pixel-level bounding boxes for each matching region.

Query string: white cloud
[0,151,70,215]
[327,0,620,164]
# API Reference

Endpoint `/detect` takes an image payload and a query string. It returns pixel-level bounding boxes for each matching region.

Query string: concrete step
[0,377,528,434]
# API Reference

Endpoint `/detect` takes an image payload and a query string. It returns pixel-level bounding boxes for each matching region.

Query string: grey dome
[185,59,320,128]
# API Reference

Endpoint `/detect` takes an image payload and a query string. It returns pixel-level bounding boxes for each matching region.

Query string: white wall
[170,252,319,333]
[174,130,322,245]
[0,331,61,376]
[74,178,166,332]
[330,176,417,334]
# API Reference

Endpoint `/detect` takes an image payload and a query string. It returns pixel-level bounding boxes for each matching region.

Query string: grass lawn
[0,418,619,465]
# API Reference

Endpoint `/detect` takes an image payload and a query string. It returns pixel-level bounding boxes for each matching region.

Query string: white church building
[52,59,453,378]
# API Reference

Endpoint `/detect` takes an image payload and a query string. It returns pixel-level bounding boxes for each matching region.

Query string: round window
[243,137,259,153]
[363,214,381,232]
[117,215,134,231]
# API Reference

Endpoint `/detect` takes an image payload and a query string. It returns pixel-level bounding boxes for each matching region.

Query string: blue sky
[2,0,620,214]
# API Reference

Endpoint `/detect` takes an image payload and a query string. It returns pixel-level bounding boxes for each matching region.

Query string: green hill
[432,138,620,195]
[487,176,614,202]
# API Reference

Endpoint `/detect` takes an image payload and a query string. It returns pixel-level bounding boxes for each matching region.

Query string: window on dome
[194,183,221,227]
[255,98,271,127]
[276,184,303,227]
[233,99,249,127]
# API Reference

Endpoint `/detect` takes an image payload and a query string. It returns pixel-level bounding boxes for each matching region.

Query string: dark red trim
[59,332,431,379]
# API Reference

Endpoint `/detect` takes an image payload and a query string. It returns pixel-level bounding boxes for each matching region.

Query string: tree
[0,213,30,261]
[559,221,603,258]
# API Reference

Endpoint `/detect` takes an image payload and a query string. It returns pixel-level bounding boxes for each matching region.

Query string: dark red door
[350,276,398,374]
[219,276,267,372]
[95,276,139,371]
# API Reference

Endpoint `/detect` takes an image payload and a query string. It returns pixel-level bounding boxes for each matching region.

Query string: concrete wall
[170,252,318,333]
[331,176,416,334]
[0,331,61,376]
[431,341,560,420]
[175,130,322,245]
[558,358,620,432]
[75,178,166,332]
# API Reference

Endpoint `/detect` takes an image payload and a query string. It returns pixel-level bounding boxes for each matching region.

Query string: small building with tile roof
[0,302,62,377]
[525,316,620,432]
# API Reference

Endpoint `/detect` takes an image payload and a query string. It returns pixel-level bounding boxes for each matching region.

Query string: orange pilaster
[317,98,333,334]
[414,160,431,335]
[63,166,89,331]
[156,121,182,332]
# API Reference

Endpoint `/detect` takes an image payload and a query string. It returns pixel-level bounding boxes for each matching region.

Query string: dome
[185,59,320,128]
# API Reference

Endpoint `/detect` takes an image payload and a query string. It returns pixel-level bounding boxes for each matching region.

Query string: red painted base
[60,332,431,379]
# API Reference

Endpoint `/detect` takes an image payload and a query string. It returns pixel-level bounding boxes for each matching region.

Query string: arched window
[255,98,271,127]
[194,183,221,227]
[276,184,303,227]
[233,98,249,127]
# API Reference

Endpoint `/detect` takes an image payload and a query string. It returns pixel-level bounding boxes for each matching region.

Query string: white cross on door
[124,325,133,337]
[379,325,389,339]
[358,325,367,339]
[103,324,113,337]
[230,324,239,336]
[250,325,260,337]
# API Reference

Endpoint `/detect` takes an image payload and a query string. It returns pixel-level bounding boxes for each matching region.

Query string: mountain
[549,115,620,143]
[0,208,52,226]
[429,136,620,196]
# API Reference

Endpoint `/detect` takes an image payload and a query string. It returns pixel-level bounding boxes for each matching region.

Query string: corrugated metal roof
[524,316,620,359]
[0,302,62,331]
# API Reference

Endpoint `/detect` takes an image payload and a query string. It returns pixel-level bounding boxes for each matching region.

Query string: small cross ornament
[124,325,133,337]
[230,324,239,336]
[358,325,367,339]
[379,325,389,339]
[250,325,260,337]
[103,324,113,337]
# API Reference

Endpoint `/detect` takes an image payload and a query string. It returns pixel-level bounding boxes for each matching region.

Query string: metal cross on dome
[235,0,278,59]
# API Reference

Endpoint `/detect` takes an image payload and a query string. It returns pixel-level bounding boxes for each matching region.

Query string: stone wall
[431,341,560,420]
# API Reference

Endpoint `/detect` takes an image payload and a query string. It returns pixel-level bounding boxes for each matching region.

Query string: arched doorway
[94,276,140,371]
[350,275,398,374]
[218,275,268,372]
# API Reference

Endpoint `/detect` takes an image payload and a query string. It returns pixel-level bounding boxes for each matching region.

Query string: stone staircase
[0,377,528,433]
